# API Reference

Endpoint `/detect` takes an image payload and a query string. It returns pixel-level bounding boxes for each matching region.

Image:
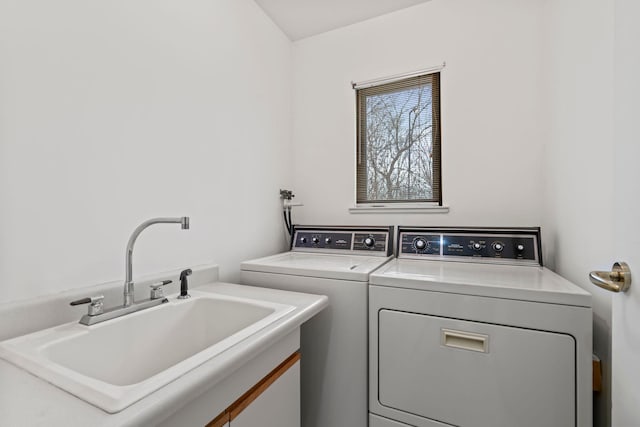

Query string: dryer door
[378,309,575,427]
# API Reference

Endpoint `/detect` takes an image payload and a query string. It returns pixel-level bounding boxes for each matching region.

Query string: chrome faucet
[124,217,190,306]
[70,216,190,325]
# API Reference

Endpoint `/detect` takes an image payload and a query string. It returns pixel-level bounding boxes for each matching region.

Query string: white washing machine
[369,227,592,427]
[241,225,394,427]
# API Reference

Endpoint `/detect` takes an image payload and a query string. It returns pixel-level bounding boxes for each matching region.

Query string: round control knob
[325,237,332,245]
[473,242,482,251]
[516,244,525,252]
[364,237,375,248]
[492,242,504,252]
[300,236,307,244]
[414,238,427,251]
[312,237,320,244]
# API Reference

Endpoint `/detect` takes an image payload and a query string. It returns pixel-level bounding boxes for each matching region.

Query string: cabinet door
[230,359,300,427]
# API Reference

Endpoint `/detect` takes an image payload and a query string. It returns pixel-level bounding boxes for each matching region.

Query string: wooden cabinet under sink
[156,329,302,427]
[207,351,300,427]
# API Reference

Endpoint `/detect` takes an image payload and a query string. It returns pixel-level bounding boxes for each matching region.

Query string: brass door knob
[589,262,632,293]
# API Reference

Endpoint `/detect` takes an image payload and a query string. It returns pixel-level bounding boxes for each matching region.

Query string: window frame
[355,71,442,207]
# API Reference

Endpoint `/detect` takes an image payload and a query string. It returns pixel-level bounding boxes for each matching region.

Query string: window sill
[348,204,450,214]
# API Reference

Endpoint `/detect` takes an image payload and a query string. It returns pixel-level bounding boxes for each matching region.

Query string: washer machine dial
[364,236,376,248]
[413,237,428,251]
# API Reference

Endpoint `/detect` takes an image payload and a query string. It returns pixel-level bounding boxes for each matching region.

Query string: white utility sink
[0,290,295,413]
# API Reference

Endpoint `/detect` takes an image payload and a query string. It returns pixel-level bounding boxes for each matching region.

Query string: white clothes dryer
[241,225,394,427]
[369,227,592,427]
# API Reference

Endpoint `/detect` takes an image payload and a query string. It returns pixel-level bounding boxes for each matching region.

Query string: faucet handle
[70,295,105,316]
[149,280,172,299]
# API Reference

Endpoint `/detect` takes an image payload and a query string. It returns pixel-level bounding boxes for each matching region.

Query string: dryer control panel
[292,226,393,256]
[398,227,542,266]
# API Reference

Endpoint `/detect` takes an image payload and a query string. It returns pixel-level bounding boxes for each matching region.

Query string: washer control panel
[398,227,542,266]
[293,226,393,256]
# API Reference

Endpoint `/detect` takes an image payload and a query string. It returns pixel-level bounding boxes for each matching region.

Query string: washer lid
[241,252,393,282]
[370,259,592,307]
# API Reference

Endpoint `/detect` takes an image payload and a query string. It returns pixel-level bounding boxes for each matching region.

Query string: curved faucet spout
[124,217,190,307]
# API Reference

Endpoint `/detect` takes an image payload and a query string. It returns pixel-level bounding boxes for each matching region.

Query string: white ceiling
[254,0,433,41]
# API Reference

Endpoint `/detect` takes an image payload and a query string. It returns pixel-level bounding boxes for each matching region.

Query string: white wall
[0,0,292,304]
[541,0,614,425]
[291,0,545,227]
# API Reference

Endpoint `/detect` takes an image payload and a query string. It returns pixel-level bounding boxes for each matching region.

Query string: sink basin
[0,290,295,413]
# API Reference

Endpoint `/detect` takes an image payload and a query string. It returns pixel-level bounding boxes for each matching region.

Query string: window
[356,72,441,205]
